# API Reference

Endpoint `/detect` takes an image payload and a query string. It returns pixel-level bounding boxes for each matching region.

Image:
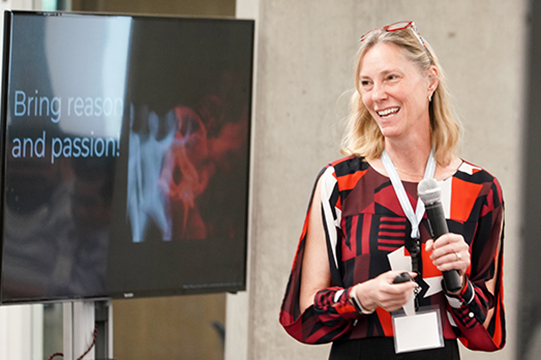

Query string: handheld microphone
[418,178,462,292]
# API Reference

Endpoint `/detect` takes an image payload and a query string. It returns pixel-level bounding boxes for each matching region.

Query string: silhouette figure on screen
[127,105,177,243]
[159,106,213,239]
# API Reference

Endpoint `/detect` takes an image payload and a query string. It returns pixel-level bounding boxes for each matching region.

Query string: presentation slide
[1,12,253,303]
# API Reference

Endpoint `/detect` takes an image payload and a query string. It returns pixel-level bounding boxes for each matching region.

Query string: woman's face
[359,42,437,141]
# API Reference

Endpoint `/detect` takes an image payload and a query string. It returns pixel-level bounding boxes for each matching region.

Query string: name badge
[392,307,444,353]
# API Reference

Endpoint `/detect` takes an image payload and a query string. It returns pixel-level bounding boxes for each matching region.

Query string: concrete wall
[229,1,527,359]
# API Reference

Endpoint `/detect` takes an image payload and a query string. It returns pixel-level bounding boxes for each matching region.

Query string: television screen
[0,10,254,303]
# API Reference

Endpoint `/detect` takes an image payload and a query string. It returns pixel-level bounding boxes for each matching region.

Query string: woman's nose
[371,83,388,102]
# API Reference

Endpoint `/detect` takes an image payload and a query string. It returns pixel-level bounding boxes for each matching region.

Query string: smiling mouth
[377,107,400,119]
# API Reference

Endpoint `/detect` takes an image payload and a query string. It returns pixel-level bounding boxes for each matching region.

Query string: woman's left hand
[425,233,470,290]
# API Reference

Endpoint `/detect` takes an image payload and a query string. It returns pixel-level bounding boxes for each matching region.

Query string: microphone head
[417,178,441,205]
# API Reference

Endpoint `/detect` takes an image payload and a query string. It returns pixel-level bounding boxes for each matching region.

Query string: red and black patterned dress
[279,155,505,351]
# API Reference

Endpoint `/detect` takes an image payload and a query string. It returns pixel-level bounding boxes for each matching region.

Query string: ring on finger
[454,251,461,261]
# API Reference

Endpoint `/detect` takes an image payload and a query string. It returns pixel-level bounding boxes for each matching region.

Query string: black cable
[48,353,63,360]
[47,323,98,360]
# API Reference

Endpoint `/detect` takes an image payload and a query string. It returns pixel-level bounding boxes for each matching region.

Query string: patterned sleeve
[444,177,506,351]
[279,165,362,344]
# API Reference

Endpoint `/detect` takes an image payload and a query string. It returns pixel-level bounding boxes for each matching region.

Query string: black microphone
[418,178,462,292]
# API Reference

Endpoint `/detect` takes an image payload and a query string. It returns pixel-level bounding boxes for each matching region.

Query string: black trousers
[329,338,460,360]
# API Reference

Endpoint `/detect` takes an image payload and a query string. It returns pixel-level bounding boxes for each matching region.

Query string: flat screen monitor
[0,10,254,304]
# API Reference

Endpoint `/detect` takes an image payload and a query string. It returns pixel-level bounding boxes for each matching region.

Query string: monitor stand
[63,300,113,360]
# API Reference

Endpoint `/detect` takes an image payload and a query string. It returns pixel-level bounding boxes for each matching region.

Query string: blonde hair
[340,25,461,166]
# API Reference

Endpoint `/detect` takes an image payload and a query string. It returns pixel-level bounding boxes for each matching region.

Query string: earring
[428,94,432,102]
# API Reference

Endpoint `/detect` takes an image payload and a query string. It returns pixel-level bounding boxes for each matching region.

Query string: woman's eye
[360,80,372,87]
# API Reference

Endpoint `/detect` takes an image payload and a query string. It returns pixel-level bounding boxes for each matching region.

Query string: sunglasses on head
[360,21,433,64]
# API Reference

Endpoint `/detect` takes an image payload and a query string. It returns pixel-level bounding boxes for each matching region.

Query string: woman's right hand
[352,271,418,313]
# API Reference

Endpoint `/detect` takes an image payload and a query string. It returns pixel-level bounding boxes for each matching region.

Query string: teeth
[377,107,399,117]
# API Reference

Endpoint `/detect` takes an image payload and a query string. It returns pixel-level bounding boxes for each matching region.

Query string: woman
[279,21,505,359]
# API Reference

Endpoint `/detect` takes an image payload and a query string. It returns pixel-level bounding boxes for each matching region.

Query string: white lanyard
[381,149,436,239]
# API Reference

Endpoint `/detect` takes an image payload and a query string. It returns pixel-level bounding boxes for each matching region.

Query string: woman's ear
[427,65,439,93]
